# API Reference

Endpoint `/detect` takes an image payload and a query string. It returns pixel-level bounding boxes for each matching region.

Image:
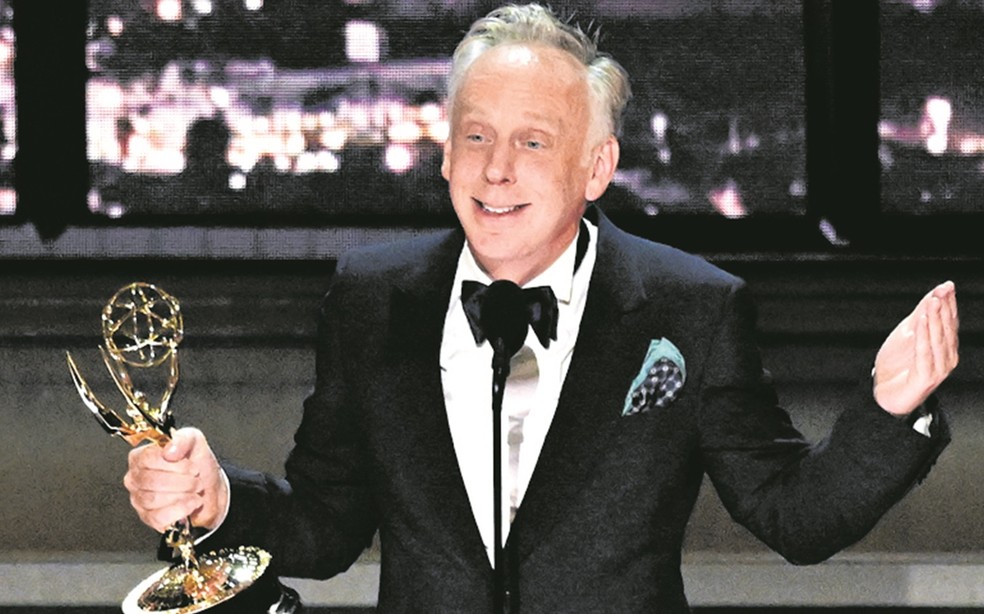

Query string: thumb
[162,426,204,462]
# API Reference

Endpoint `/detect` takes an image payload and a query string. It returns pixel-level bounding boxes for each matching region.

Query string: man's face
[442,43,617,284]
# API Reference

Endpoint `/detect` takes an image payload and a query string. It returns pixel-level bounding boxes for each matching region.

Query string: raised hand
[873,281,959,417]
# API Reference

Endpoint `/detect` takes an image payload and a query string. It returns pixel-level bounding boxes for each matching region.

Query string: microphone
[460,278,550,614]
[475,280,530,374]
[477,282,526,613]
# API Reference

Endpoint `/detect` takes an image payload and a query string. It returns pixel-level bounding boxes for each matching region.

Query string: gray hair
[446,3,632,139]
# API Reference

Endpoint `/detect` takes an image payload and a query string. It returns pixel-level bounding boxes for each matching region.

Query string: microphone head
[481,280,528,361]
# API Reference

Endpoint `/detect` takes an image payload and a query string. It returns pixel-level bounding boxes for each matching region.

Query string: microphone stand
[469,279,533,614]
[490,338,511,614]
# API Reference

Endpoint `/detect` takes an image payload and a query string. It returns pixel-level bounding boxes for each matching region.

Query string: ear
[441,138,452,181]
[584,136,619,202]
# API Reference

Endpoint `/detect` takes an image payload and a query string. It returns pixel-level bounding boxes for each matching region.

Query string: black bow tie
[460,280,558,361]
[460,219,588,363]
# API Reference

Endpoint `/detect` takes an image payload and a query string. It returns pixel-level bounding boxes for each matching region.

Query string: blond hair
[446,3,632,140]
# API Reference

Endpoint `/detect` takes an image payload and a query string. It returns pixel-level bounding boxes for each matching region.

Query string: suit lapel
[377,213,664,569]
[381,229,491,569]
[508,211,654,560]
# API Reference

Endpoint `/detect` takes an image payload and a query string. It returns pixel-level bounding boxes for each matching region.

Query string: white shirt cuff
[912,411,933,437]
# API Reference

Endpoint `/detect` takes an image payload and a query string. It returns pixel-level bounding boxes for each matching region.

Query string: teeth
[479,201,522,214]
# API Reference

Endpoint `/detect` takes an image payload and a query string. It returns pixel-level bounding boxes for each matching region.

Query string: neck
[479,260,547,286]
[470,220,590,286]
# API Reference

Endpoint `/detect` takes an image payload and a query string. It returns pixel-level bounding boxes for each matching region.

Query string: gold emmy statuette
[66,282,299,614]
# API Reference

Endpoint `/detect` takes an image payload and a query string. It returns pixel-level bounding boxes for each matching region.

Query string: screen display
[85,0,806,221]
[880,0,984,214]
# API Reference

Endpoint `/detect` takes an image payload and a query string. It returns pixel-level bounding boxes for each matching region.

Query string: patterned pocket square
[622,338,687,416]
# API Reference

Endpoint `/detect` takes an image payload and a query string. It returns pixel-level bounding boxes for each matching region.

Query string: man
[125,4,959,612]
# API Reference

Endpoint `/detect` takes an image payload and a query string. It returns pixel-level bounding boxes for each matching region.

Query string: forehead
[457,42,590,110]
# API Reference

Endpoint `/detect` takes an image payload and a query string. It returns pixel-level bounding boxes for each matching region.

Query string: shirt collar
[458,222,589,306]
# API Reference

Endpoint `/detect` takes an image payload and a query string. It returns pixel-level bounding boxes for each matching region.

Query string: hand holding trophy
[66,282,300,613]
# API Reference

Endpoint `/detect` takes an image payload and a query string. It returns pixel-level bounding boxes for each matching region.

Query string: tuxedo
[208,207,948,613]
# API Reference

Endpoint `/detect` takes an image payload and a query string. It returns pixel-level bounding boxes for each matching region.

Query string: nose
[483,142,515,185]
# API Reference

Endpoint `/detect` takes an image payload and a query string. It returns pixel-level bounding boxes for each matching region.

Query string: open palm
[873,281,959,416]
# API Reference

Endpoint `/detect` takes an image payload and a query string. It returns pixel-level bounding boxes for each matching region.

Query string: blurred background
[2,0,984,611]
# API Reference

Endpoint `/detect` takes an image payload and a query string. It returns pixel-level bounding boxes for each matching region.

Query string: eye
[525,140,543,150]
[466,133,486,144]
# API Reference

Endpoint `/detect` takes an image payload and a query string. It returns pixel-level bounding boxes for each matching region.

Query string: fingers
[162,426,203,462]
[125,447,201,532]
[124,427,224,533]
[931,279,955,301]
[922,281,958,366]
[936,281,960,367]
[914,293,931,384]
[873,281,959,416]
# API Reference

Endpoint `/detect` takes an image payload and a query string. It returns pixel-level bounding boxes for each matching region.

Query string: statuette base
[122,546,291,614]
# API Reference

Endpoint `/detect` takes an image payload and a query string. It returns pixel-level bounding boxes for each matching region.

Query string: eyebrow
[457,106,564,134]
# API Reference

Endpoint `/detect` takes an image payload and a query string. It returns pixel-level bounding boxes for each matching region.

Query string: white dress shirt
[440,219,597,566]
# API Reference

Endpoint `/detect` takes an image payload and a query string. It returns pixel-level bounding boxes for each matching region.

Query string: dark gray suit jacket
[208,208,949,613]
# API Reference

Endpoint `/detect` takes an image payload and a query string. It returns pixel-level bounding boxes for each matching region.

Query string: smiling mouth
[475,199,529,215]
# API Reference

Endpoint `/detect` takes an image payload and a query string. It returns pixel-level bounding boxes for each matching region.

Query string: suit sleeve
[697,281,950,565]
[200,254,379,579]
